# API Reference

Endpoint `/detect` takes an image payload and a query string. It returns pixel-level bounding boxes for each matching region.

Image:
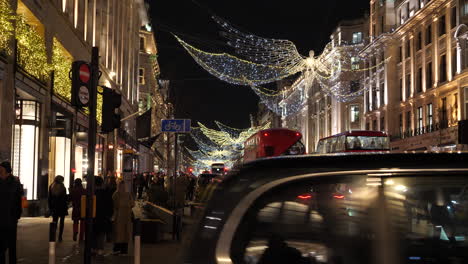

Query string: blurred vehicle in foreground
[316,130,390,154]
[181,153,468,264]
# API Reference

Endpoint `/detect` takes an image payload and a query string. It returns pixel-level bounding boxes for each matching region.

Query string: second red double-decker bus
[243,128,306,163]
[316,130,390,153]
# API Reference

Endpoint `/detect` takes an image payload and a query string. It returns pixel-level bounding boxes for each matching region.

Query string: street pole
[84,47,99,264]
[172,132,178,240]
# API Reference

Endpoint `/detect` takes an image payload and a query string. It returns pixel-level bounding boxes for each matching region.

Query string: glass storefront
[74,135,103,179]
[49,136,71,189]
[12,100,40,200]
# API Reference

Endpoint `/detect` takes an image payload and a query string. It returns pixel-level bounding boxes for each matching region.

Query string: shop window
[372,119,377,131]
[12,100,41,200]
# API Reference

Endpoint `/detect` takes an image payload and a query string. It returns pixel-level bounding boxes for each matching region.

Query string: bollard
[134,218,141,264]
[49,222,57,264]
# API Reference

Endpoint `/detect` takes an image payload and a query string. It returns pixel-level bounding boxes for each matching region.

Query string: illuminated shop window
[12,100,40,200]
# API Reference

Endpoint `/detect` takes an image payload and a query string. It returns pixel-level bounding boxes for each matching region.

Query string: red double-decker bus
[243,128,305,163]
[316,130,390,153]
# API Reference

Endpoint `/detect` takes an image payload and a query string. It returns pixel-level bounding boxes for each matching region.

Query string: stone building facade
[0,0,152,208]
[363,0,468,151]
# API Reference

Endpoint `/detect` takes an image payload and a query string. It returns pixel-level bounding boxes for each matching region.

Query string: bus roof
[319,130,388,141]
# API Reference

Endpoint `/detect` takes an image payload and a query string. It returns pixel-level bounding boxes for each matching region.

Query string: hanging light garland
[189,121,271,172]
[174,16,390,117]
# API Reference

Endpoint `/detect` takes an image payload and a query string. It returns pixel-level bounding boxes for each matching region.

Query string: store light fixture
[15,102,21,117]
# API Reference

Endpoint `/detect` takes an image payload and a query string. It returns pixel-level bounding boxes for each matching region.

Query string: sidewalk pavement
[16,217,184,264]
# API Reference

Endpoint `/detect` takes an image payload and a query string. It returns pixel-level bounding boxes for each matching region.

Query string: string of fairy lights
[188,121,270,172]
[174,15,390,117]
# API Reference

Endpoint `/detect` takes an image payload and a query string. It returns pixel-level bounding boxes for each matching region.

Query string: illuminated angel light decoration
[189,121,271,172]
[174,16,389,116]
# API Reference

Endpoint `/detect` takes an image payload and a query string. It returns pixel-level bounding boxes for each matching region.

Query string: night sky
[149,0,369,130]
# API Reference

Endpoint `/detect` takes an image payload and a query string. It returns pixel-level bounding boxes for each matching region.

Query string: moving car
[181,153,468,264]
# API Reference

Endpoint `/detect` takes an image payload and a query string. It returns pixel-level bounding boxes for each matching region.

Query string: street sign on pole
[161,119,191,133]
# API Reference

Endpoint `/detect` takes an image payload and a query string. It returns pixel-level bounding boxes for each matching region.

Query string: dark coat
[94,187,113,233]
[0,175,23,229]
[48,183,69,217]
[70,185,86,220]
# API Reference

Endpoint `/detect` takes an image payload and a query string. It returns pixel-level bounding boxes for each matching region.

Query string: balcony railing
[391,120,449,141]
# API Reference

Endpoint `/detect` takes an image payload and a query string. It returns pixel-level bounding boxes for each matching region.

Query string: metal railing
[391,120,449,141]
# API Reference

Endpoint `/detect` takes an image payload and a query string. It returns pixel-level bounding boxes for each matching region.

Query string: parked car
[180,153,468,264]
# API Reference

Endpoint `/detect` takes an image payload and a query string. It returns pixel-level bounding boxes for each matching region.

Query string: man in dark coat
[0,161,23,264]
[93,177,113,255]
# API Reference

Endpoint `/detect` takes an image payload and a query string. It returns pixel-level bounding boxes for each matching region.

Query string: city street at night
[1,0,468,263]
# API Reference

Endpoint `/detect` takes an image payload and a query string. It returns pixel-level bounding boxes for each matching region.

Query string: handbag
[44,209,51,218]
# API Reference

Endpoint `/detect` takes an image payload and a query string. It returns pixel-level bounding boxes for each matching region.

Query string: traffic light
[71,61,92,108]
[101,87,121,133]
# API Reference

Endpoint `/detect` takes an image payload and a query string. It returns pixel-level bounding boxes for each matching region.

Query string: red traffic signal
[71,61,92,108]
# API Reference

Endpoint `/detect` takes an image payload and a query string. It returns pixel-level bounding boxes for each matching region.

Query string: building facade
[0,0,150,210]
[279,18,368,153]
[363,0,468,151]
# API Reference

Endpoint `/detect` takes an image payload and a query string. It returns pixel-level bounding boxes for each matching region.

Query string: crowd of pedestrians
[0,162,205,263]
[44,174,135,257]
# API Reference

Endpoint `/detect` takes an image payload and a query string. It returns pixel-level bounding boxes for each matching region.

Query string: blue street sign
[161,119,191,133]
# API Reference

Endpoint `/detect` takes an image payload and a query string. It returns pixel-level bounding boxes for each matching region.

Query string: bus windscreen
[346,136,389,150]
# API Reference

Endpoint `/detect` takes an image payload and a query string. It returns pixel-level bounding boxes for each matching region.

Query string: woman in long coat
[48,175,68,241]
[112,181,134,255]
[70,178,86,241]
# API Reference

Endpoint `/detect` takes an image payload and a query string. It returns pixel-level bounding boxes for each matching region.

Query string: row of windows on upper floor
[397,0,435,26]
[364,50,457,113]
[397,8,457,62]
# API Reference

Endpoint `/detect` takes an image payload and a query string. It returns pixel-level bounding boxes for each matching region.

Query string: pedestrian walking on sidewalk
[93,177,113,256]
[112,181,134,255]
[0,161,23,264]
[48,175,68,242]
[71,178,86,241]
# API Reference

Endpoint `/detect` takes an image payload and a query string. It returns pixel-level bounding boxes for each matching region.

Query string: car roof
[183,153,468,263]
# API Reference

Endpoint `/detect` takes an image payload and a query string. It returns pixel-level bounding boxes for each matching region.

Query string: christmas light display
[52,38,73,101]
[174,16,390,116]
[16,14,51,81]
[189,121,270,172]
[0,0,15,54]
